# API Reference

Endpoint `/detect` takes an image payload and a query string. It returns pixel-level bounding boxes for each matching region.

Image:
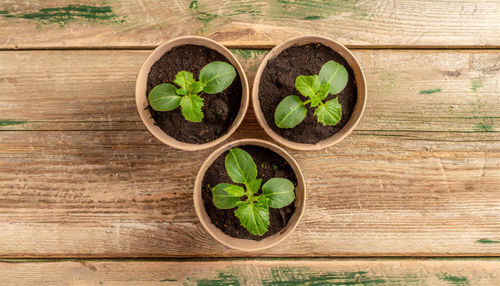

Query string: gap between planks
[1,257,499,262]
[2,45,500,51]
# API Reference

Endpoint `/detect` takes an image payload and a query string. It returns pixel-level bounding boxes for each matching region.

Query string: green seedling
[148,61,236,122]
[274,60,348,128]
[212,148,295,236]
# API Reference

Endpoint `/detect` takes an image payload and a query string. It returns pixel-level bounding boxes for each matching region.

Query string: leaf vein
[277,103,303,127]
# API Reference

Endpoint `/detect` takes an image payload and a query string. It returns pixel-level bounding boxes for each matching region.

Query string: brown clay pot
[194,139,306,251]
[136,36,249,151]
[252,35,367,151]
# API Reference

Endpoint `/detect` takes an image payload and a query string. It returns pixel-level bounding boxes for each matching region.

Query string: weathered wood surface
[0,49,498,257]
[1,49,499,132]
[1,259,499,285]
[0,0,500,49]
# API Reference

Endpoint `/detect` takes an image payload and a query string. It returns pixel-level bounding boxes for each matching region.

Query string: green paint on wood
[189,0,368,33]
[437,274,469,286]
[1,5,126,26]
[184,267,422,285]
[231,49,254,60]
[0,120,25,127]
[189,0,199,10]
[277,0,360,10]
[474,122,494,132]
[225,3,264,17]
[231,49,268,71]
[470,100,495,132]
[262,268,386,285]
[227,9,263,16]
[304,15,324,20]
[196,13,218,25]
[419,88,441,94]
[231,49,267,60]
[189,0,218,32]
[274,0,369,21]
[454,116,499,119]
[195,271,241,286]
[471,78,482,92]
[477,238,500,244]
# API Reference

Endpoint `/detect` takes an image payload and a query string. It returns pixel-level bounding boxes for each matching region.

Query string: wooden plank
[0,130,498,257]
[0,259,499,285]
[0,0,499,49]
[0,49,499,133]
[0,49,499,257]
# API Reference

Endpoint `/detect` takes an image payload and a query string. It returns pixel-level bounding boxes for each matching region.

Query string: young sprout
[212,148,295,236]
[148,61,236,122]
[274,60,348,128]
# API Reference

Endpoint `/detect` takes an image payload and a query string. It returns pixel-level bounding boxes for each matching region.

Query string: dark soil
[146,45,242,144]
[202,146,297,240]
[258,43,357,144]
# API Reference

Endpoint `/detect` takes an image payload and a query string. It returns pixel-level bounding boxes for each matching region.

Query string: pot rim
[251,34,367,151]
[193,138,306,251]
[136,35,249,151]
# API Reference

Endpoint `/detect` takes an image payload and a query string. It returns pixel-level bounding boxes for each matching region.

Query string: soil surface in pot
[258,43,357,144]
[202,146,297,240]
[146,44,242,144]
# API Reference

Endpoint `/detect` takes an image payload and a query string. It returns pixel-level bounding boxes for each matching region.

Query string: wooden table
[1,1,499,284]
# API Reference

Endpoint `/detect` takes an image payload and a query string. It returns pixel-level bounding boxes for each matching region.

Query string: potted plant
[136,36,249,151]
[194,139,306,251]
[252,35,367,150]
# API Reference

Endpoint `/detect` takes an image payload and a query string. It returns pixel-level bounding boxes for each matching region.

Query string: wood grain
[0,259,499,285]
[0,129,498,257]
[0,0,499,49]
[0,50,498,257]
[0,49,499,132]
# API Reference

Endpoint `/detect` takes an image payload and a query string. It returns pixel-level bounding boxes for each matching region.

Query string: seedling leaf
[225,148,257,185]
[235,197,270,235]
[190,81,204,94]
[314,97,342,126]
[176,88,188,96]
[200,61,236,94]
[148,83,181,111]
[262,178,295,208]
[318,82,331,100]
[318,60,348,95]
[174,71,195,90]
[248,178,263,194]
[180,94,204,122]
[295,75,320,98]
[274,95,307,128]
[212,183,245,209]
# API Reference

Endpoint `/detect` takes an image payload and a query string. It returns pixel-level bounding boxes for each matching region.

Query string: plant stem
[243,183,263,203]
[244,184,253,202]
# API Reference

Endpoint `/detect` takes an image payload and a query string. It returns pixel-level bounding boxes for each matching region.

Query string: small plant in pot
[252,35,367,150]
[136,36,249,151]
[194,139,306,251]
[148,62,236,123]
[274,60,347,129]
[212,148,295,236]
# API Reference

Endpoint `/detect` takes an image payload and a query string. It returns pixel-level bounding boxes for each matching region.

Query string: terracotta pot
[194,139,306,251]
[252,35,367,151]
[136,36,249,151]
